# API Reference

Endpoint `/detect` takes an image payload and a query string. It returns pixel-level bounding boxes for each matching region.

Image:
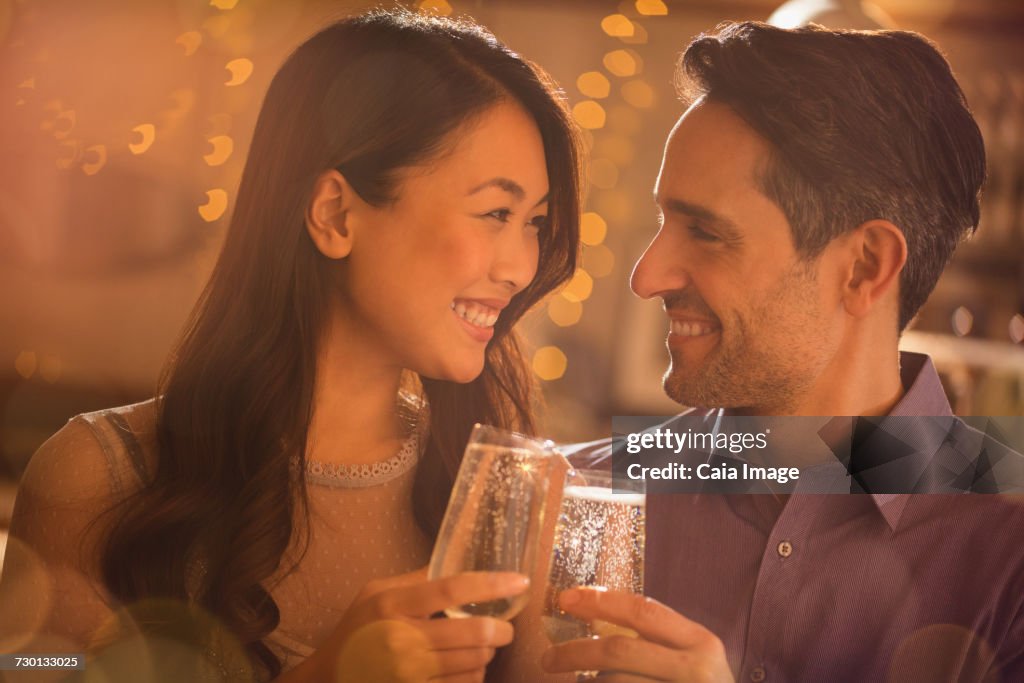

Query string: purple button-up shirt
[564,353,1024,682]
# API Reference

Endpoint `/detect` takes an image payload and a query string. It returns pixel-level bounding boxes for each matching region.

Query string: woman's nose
[492,227,540,293]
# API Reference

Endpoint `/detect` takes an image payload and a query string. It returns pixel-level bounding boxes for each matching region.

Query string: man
[541,21,1024,683]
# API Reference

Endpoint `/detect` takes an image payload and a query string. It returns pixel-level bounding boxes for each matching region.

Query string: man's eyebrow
[469,177,550,207]
[655,193,742,240]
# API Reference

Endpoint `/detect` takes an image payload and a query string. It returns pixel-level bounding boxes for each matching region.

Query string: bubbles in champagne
[429,444,550,620]
[543,485,645,643]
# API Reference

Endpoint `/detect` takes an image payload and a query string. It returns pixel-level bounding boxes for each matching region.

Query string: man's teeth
[452,301,499,328]
[671,320,718,337]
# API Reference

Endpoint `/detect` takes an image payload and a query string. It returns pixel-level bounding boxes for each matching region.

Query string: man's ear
[840,219,908,319]
[305,169,359,259]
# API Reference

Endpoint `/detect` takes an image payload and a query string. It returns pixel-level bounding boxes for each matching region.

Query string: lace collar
[300,429,423,488]
[294,391,427,488]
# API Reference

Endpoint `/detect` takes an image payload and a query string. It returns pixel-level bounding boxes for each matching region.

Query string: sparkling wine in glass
[428,424,555,620]
[542,468,646,679]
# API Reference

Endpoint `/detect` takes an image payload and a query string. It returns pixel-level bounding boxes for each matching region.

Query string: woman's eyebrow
[468,177,549,207]
[468,177,525,199]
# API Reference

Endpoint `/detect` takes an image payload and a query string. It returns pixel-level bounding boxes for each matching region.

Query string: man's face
[631,100,841,413]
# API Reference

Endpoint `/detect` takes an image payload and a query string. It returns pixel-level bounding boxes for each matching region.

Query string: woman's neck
[305,320,407,466]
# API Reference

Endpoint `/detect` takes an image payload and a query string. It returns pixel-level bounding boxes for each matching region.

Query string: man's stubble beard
[663,262,828,413]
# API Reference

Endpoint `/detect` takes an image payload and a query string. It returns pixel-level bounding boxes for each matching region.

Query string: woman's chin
[423,360,485,385]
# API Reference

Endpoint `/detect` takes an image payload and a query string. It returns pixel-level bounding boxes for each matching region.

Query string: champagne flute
[428,423,555,620]
[542,468,646,681]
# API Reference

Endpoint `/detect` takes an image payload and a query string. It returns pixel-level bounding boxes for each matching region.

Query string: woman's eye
[485,208,512,223]
[527,215,549,233]
[688,225,719,242]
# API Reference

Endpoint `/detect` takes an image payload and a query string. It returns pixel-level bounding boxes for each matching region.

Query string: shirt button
[751,666,767,682]
[777,540,793,558]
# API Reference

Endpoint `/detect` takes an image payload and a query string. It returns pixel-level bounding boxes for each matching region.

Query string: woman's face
[341,101,550,383]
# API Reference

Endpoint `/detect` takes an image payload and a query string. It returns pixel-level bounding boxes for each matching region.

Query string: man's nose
[630,229,690,299]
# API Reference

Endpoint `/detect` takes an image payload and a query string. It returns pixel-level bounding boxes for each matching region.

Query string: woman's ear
[841,219,908,320]
[305,170,358,259]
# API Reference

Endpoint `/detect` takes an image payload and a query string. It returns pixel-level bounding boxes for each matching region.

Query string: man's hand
[541,587,734,683]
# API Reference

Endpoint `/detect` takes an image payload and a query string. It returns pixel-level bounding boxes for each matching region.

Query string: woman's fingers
[420,616,514,649]
[371,571,529,619]
[431,670,487,683]
[431,646,496,675]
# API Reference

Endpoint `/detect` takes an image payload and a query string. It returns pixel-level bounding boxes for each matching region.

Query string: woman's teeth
[452,301,499,328]
[671,320,718,337]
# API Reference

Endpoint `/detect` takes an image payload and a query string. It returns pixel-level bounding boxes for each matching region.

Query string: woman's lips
[451,298,508,342]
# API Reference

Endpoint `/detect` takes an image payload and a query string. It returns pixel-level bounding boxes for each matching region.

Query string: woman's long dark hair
[96,10,581,679]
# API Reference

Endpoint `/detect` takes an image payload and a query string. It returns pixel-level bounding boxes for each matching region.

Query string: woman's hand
[314,569,530,683]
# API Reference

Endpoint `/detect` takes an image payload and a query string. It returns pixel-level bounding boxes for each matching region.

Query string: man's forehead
[657,100,772,199]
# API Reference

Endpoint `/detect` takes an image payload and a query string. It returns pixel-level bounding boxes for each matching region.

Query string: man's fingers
[420,617,514,649]
[541,635,690,679]
[373,572,529,619]
[559,588,713,651]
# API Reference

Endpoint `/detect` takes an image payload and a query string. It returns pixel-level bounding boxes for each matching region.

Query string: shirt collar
[866,351,952,530]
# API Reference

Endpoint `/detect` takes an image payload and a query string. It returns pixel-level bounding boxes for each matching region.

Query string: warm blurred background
[1,0,1023,545]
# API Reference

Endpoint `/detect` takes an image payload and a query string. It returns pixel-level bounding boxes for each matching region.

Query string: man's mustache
[662,290,718,321]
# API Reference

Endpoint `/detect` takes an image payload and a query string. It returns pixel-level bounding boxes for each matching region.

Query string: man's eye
[688,225,719,242]
[485,208,512,223]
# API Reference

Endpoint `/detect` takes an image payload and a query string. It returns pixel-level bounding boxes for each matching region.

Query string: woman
[1,9,581,682]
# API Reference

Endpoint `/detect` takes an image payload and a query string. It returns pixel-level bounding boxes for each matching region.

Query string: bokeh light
[129,124,156,155]
[39,354,62,384]
[581,212,608,246]
[14,351,37,379]
[0,537,53,653]
[548,296,584,327]
[198,189,229,222]
[603,49,642,77]
[82,144,108,176]
[1009,314,1024,344]
[618,22,649,45]
[594,190,632,223]
[418,0,454,16]
[601,14,635,38]
[577,71,611,99]
[635,0,669,16]
[583,244,616,278]
[622,80,655,109]
[533,346,568,381]
[951,306,974,337]
[562,270,594,303]
[224,58,253,86]
[572,100,606,130]
[593,134,635,165]
[175,31,202,56]
[203,135,234,166]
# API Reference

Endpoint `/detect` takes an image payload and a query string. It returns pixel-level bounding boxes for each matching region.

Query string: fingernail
[560,589,580,607]
[512,575,530,589]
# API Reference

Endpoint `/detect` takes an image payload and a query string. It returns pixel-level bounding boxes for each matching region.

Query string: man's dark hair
[677,21,986,330]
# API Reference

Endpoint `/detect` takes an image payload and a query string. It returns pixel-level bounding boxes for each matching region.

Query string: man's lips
[666,312,720,338]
